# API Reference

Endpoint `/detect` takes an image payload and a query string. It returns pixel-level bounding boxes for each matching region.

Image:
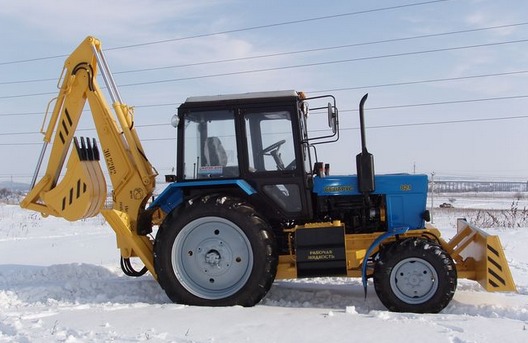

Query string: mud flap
[444,219,516,292]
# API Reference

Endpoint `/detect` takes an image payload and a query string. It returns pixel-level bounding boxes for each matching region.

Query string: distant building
[430,180,528,193]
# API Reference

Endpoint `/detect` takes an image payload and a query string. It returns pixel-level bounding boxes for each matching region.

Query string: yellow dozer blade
[443,218,516,292]
[21,137,107,221]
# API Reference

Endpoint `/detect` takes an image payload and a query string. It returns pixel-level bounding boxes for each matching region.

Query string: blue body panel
[151,174,428,232]
[149,179,256,214]
[313,173,428,230]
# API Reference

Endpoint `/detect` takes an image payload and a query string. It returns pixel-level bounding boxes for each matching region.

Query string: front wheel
[154,195,278,306]
[373,238,457,313]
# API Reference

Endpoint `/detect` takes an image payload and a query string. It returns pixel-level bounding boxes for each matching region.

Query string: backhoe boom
[20,36,158,276]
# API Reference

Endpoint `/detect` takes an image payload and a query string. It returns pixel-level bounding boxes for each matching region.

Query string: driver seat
[204,137,228,166]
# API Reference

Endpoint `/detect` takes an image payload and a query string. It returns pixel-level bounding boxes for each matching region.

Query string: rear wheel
[154,195,278,306]
[373,238,457,313]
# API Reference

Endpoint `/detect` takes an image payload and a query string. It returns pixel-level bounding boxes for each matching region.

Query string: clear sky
[1,0,527,186]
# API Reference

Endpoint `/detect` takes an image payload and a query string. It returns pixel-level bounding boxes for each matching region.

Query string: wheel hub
[205,249,221,267]
[390,258,439,304]
[402,269,428,292]
[195,240,233,277]
[172,217,253,299]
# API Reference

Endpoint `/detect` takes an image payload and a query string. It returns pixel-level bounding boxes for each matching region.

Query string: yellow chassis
[276,219,516,292]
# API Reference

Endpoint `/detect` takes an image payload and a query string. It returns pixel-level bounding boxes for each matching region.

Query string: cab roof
[184,90,299,103]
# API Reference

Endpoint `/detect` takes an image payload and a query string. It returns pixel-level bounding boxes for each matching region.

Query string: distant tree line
[0,188,24,204]
[431,181,528,193]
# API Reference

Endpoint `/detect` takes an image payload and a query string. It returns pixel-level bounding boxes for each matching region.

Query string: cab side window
[244,110,296,172]
[183,110,239,179]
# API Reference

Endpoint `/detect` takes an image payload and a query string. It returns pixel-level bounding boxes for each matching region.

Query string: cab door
[240,106,312,221]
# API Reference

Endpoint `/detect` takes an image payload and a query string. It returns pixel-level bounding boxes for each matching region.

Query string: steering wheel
[260,139,287,170]
[261,139,286,155]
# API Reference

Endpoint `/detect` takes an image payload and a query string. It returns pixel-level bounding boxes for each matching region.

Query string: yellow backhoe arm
[20,36,158,277]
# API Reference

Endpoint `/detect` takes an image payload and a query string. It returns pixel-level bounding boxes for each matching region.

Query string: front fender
[361,226,410,295]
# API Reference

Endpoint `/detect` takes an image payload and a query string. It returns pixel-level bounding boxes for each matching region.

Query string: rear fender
[149,179,256,216]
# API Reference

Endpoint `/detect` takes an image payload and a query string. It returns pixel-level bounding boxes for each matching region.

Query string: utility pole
[430,172,435,224]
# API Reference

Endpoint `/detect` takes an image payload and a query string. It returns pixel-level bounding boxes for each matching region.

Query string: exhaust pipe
[356,93,375,194]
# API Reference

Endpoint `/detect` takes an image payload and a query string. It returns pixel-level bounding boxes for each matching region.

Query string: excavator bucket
[23,137,107,221]
[443,218,516,292]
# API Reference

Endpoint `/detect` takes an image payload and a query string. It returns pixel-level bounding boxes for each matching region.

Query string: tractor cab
[173,90,334,223]
[171,90,428,233]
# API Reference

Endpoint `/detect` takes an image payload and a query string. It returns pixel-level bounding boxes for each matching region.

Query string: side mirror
[327,102,337,134]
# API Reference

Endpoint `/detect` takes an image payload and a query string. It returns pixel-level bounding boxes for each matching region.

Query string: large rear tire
[373,238,457,313]
[154,195,278,306]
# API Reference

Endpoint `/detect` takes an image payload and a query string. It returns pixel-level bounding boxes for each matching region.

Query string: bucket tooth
[92,137,100,160]
[76,137,88,161]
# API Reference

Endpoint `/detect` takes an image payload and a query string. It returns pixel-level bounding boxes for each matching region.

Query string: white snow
[1,195,528,343]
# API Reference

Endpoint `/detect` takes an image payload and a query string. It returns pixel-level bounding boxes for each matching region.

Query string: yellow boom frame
[20,36,158,277]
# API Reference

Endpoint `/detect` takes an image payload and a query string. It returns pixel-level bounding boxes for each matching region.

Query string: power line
[0,130,40,136]
[0,123,176,137]
[349,94,528,111]
[0,91,56,100]
[5,20,524,85]
[0,111,43,117]
[341,114,528,130]
[311,70,528,94]
[0,142,43,146]
[2,109,527,146]
[0,0,452,66]
[0,77,57,86]
[108,0,453,51]
[1,73,528,119]
[102,21,528,75]
[2,37,528,100]
[116,38,528,88]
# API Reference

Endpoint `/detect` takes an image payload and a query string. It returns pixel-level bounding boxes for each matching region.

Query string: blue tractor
[151,91,457,313]
[22,38,515,314]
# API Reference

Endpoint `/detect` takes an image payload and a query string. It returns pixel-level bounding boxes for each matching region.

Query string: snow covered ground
[1,194,528,342]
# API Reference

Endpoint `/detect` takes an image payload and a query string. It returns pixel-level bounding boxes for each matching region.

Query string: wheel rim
[390,257,439,304]
[171,216,253,300]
